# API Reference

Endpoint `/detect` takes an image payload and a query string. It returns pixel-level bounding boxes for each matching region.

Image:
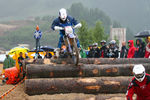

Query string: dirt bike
[62,26,79,65]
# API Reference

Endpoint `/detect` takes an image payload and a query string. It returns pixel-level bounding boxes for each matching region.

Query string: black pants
[36,39,40,51]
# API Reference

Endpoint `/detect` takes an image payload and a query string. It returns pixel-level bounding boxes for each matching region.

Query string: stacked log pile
[26,63,150,78]
[25,77,131,95]
[25,58,148,96]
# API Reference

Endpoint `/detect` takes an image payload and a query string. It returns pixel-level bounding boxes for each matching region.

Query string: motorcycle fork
[65,37,73,53]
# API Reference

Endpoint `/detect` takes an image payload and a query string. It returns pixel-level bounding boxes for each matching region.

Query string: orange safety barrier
[0,77,26,100]
[4,67,20,84]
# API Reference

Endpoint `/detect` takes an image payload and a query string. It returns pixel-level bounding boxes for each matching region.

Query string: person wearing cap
[93,43,100,58]
[107,40,118,58]
[87,44,94,58]
[145,36,150,58]
[34,25,42,51]
[126,64,150,100]
[99,40,108,58]
[3,52,15,70]
[51,8,82,50]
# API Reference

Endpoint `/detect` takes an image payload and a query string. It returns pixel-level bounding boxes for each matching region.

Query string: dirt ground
[0,64,134,100]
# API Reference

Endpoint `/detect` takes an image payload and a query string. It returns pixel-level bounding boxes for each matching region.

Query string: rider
[51,8,82,51]
[126,64,150,100]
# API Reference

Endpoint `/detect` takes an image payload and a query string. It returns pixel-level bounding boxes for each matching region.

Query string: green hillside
[0,0,149,33]
[0,2,135,50]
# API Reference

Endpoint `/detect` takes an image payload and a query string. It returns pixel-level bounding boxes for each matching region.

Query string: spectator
[127,40,136,58]
[99,40,108,58]
[87,45,94,58]
[145,36,149,44]
[59,43,68,58]
[34,52,42,59]
[120,41,128,58]
[25,53,29,59]
[93,43,100,58]
[44,51,52,58]
[3,52,15,70]
[18,52,27,78]
[134,39,144,58]
[126,64,150,100]
[34,25,42,51]
[145,36,150,58]
[107,40,118,58]
[79,45,87,58]
[18,52,24,72]
[140,42,146,57]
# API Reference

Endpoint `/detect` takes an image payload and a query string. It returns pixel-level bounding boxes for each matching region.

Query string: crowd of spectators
[84,37,150,58]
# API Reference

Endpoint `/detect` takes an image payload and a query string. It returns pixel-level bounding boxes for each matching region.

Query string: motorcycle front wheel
[72,38,79,66]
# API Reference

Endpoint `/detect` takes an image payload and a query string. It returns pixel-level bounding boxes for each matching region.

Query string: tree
[77,20,108,49]
[77,20,92,49]
[113,20,122,28]
[68,3,112,34]
[92,21,108,45]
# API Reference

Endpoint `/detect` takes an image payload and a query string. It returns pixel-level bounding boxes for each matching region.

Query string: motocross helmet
[59,8,67,21]
[133,64,145,82]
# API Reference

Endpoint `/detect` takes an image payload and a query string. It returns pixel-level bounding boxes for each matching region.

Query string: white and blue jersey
[51,16,80,48]
[34,30,42,39]
[51,16,78,36]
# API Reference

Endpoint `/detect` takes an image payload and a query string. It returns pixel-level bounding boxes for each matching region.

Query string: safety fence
[0,77,26,100]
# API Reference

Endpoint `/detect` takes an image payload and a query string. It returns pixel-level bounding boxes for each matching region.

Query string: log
[25,77,131,95]
[26,63,150,78]
[51,58,150,64]
[22,59,45,73]
[25,58,150,65]
[25,59,45,64]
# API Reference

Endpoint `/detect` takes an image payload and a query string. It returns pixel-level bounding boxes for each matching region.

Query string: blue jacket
[34,30,42,39]
[51,16,78,36]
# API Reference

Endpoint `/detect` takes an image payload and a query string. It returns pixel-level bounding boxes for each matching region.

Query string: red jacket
[127,40,136,58]
[126,74,150,100]
[145,43,150,58]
